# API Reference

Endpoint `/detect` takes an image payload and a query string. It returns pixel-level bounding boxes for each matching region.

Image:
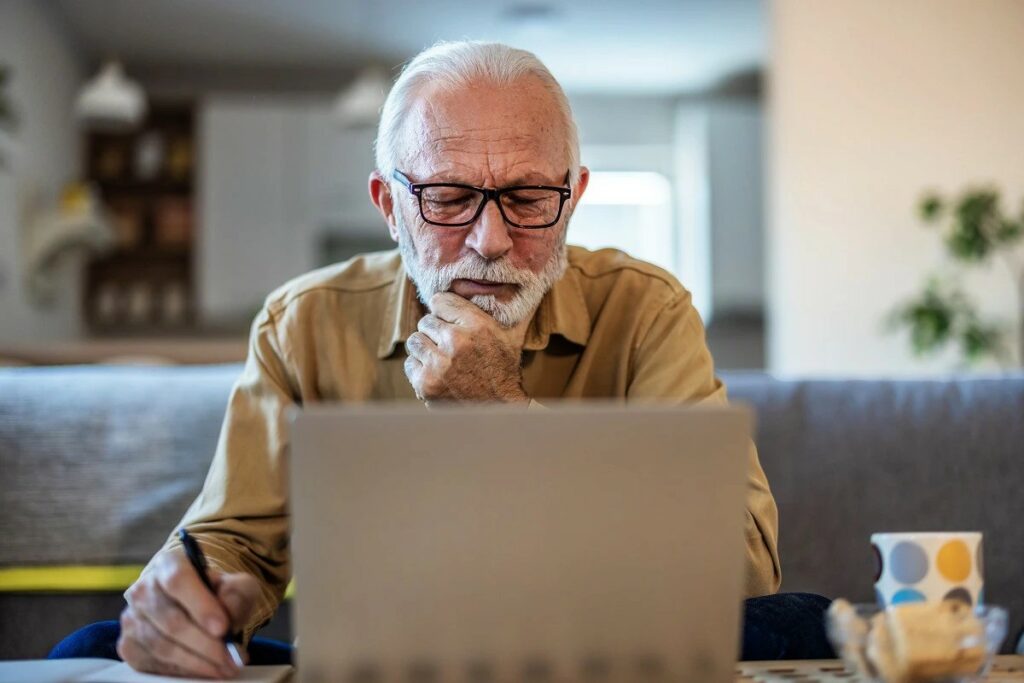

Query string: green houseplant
[887,188,1024,368]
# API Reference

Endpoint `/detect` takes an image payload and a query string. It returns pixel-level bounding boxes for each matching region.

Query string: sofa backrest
[2,365,1021,645]
[0,364,238,566]
[724,371,1024,646]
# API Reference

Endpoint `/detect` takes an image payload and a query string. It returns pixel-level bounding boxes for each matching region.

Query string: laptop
[289,403,752,682]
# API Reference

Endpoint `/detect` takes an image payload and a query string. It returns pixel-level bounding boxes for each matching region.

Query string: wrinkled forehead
[398,77,568,183]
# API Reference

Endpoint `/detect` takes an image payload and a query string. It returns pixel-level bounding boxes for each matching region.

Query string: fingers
[404,341,447,403]
[153,550,230,638]
[119,606,236,679]
[429,292,486,326]
[132,573,241,671]
[404,355,424,399]
[123,573,239,675]
[404,330,441,365]
[211,572,262,637]
[416,314,451,349]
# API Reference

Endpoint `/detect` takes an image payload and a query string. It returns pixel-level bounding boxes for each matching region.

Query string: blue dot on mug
[889,541,928,584]
[891,588,927,605]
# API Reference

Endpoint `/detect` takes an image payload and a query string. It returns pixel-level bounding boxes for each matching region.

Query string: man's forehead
[400,80,565,181]
[401,145,564,186]
[408,88,556,142]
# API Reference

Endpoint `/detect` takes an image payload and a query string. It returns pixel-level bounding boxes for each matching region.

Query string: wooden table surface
[273,656,1024,682]
[736,655,1024,682]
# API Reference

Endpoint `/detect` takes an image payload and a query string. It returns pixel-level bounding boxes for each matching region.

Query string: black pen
[178,528,245,669]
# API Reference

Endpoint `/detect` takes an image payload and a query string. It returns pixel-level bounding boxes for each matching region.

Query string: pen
[177,528,246,669]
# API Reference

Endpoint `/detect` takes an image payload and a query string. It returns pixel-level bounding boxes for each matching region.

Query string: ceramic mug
[872,532,983,606]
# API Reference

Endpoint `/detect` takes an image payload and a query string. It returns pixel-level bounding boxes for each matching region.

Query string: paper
[0,659,113,683]
[0,659,291,683]
[79,663,292,682]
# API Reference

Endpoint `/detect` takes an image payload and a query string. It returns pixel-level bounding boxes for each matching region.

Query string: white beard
[394,210,567,328]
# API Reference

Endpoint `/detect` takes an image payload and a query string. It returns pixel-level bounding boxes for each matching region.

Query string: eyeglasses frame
[391,169,572,229]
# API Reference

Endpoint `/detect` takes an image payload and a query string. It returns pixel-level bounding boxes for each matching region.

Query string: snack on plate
[885,601,985,681]
[827,598,987,683]
[868,610,901,682]
[828,599,874,676]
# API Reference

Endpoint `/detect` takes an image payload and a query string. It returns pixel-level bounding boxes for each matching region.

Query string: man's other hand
[404,292,529,404]
[118,549,260,678]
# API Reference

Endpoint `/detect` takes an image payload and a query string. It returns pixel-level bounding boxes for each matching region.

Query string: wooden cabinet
[82,104,197,334]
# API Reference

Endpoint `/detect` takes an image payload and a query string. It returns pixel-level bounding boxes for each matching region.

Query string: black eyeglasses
[392,169,572,229]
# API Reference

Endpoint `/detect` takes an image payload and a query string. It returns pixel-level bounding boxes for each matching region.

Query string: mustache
[436,256,538,287]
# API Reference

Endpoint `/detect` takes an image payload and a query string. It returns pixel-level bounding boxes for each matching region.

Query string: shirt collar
[376,264,592,359]
[377,269,422,359]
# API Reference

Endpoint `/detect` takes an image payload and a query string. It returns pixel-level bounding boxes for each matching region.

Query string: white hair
[374,41,580,187]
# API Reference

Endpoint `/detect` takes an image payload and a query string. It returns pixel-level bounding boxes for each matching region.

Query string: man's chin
[460,294,522,329]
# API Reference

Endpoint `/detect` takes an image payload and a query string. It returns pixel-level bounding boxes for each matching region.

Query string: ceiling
[53,0,766,94]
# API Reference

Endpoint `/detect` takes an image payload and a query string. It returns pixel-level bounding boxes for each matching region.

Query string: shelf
[94,248,192,263]
[95,178,193,195]
[82,101,198,334]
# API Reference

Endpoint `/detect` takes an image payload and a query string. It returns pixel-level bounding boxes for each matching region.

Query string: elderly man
[50,42,832,677]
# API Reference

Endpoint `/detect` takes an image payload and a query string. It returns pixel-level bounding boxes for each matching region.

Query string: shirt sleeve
[142,306,296,642]
[627,289,782,597]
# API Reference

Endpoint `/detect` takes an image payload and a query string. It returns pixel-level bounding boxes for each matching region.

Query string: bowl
[826,600,1007,683]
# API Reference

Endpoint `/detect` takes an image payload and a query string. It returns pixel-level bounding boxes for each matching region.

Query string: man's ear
[368,170,401,242]
[572,166,591,210]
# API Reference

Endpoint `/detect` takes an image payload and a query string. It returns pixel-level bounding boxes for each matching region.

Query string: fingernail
[207,617,224,635]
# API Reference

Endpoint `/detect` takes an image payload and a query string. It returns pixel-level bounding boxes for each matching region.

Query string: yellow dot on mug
[937,540,971,582]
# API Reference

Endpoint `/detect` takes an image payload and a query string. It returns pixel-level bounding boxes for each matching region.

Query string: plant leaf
[919,194,943,222]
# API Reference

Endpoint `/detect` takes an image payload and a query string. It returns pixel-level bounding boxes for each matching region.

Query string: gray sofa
[1,364,1022,660]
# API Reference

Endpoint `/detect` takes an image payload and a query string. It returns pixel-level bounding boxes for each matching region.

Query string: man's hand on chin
[404,292,530,405]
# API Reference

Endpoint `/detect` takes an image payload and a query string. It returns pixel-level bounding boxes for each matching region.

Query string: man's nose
[465,198,513,260]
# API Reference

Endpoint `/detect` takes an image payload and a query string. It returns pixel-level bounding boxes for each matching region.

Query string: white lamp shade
[333,67,390,128]
[75,61,147,130]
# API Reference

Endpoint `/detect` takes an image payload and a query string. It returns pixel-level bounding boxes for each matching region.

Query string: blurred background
[0,0,1021,374]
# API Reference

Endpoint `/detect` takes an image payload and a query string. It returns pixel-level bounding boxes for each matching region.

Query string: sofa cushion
[0,364,242,566]
[723,371,1024,649]
[2,365,1022,653]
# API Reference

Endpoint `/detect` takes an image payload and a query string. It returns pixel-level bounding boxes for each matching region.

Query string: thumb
[210,572,261,633]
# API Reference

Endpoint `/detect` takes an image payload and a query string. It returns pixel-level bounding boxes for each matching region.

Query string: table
[736,655,1024,682]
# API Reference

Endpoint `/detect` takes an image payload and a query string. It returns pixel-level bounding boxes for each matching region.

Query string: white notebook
[0,659,292,683]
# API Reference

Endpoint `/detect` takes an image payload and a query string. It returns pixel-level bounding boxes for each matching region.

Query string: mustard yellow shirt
[151,246,781,639]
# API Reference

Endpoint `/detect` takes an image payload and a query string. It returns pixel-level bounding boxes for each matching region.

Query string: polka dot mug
[872,532,983,607]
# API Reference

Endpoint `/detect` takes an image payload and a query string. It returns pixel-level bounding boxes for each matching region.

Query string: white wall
[672,104,712,318]
[571,94,676,148]
[708,100,763,315]
[768,0,1024,376]
[572,94,767,323]
[199,96,380,322]
[575,94,766,322]
[673,98,765,321]
[0,1,83,343]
